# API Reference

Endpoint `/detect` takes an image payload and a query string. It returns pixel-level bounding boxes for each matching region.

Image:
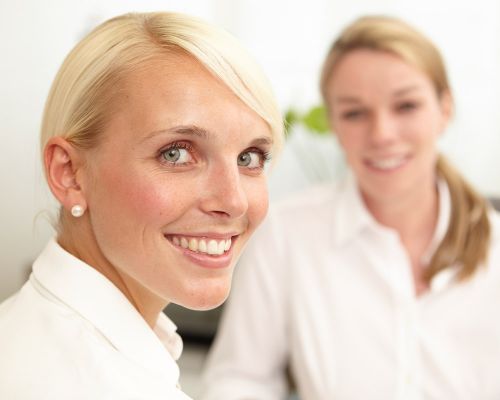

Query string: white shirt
[0,239,192,400]
[202,175,500,400]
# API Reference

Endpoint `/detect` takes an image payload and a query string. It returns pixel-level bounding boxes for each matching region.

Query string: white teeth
[171,236,232,256]
[199,240,207,253]
[370,156,406,170]
[207,240,218,255]
[188,238,198,252]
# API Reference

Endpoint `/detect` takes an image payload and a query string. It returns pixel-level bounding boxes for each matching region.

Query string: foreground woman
[0,11,283,399]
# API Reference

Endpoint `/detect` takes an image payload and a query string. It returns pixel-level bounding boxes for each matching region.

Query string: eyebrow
[393,85,422,96]
[249,136,273,147]
[143,124,273,147]
[144,125,210,141]
[333,84,424,105]
[333,96,362,104]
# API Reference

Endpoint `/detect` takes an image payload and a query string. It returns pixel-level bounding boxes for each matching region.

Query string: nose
[199,161,248,219]
[369,110,398,146]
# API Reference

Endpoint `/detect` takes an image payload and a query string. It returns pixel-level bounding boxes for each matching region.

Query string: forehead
[328,49,433,98]
[117,52,229,106]
[102,53,271,146]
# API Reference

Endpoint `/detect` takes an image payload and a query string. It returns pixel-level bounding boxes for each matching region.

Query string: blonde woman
[203,16,500,399]
[0,11,283,399]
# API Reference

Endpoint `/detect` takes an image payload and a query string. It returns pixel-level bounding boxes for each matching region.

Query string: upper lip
[164,232,240,240]
[365,153,408,160]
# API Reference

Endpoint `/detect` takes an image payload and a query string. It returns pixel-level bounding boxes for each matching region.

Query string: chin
[174,276,232,311]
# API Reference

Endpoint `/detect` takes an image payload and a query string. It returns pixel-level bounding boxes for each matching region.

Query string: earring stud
[71,205,85,218]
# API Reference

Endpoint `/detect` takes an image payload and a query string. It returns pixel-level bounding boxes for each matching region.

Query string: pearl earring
[71,205,85,218]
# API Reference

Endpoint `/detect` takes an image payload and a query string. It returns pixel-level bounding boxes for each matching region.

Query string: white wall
[1,0,499,300]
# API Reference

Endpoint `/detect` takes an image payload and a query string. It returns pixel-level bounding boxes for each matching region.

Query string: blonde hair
[41,11,284,157]
[320,15,490,283]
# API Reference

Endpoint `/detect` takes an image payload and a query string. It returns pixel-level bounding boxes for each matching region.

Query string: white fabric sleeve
[201,211,290,400]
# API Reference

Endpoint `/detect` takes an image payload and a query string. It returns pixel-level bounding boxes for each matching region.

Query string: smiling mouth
[166,235,234,256]
[365,155,409,171]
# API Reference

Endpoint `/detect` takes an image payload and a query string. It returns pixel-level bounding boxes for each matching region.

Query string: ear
[439,89,453,130]
[324,104,337,137]
[44,137,87,215]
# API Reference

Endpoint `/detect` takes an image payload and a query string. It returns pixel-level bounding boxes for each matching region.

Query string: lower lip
[167,237,236,269]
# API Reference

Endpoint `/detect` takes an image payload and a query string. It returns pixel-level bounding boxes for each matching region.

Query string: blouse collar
[332,173,451,262]
[31,239,182,383]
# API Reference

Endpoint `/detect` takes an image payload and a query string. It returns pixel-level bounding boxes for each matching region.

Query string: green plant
[284,104,329,135]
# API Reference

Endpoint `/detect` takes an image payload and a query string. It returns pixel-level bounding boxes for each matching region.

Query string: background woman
[203,15,500,399]
[0,11,283,399]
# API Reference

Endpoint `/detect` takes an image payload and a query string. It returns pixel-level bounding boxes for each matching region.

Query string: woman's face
[79,54,272,311]
[325,49,451,204]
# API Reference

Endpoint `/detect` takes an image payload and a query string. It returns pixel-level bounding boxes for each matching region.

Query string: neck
[57,213,167,328]
[362,177,440,296]
[364,182,439,238]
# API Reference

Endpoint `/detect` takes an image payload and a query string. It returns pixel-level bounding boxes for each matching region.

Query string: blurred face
[79,54,272,311]
[325,49,451,204]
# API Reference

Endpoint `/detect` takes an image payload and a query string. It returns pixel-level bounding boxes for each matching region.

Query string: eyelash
[157,142,272,170]
[241,147,272,170]
[396,101,420,112]
[158,142,194,166]
[340,101,421,120]
[342,110,365,120]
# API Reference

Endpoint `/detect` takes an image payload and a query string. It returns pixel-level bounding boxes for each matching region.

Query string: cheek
[333,117,361,146]
[407,115,441,148]
[245,177,269,230]
[336,129,363,162]
[91,167,193,230]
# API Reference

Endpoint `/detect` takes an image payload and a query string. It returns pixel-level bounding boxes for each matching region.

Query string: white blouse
[202,175,500,400]
[0,239,192,400]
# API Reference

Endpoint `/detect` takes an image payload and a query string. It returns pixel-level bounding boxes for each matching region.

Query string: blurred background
[1,0,500,397]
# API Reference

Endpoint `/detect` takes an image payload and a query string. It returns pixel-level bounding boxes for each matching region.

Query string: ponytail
[424,155,491,283]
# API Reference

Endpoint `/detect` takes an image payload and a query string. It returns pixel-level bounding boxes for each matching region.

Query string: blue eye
[237,149,270,170]
[160,144,193,165]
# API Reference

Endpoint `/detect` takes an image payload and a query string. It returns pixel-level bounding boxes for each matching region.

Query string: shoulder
[488,209,500,252]
[477,209,500,277]
[0,282,114,397]
[489,208,500,234]
[242,180,348,263]
[274,181,339,210]
[0,274,186,399]
[267,180,344,227]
